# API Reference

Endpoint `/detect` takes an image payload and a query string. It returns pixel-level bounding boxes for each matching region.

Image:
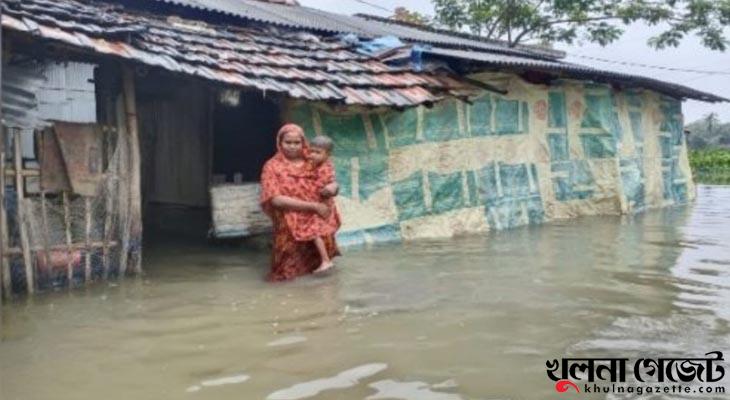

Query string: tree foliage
[430,0,730,49]
[393,6,431,25]
[686,113,730,149]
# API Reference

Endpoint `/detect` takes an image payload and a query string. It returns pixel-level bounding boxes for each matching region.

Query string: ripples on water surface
[1,186,729,399]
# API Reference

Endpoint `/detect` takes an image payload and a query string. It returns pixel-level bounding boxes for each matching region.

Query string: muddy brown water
[1,186,729,400]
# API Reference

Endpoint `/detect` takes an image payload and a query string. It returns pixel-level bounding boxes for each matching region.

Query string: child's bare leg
[313,237,333,273]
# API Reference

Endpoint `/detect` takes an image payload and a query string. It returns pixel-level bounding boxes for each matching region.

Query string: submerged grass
[690,148,730,185]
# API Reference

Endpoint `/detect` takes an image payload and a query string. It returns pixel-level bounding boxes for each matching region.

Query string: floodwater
[1,186,729,400]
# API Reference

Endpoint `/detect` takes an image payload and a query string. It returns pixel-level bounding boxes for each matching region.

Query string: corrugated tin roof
[146,0,725,103]
[2,0,474,107]
[3,0,724,103]
[426,47,728,103]
[149,0,564,60]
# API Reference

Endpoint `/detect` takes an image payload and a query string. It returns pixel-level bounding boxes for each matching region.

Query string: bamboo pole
[84,197,92,282]
[13,130,34,294]
[39,191,52,284]
[0,127,8,301]
[122,66,142,275]
[116,96,130,278]
[62,192,73,287]
[0,1,5,307]
[38,130,52,290]
[102,127,115,279]
[208,89,215,188]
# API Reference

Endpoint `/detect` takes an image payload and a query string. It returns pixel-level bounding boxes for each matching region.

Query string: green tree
[432,0,730,49]
[393,6,431,25]
[704,112,719,136]
[686,113,730,149]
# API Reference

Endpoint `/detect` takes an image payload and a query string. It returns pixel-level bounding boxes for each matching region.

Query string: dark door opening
[212,90,280,183]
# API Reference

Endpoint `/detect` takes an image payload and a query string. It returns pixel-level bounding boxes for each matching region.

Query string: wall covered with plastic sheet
[283,72,695,247]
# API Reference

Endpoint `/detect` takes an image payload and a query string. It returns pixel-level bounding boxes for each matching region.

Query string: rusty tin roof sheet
[149,0,564,60]
[2,0,472,107]
[147,0,725,102]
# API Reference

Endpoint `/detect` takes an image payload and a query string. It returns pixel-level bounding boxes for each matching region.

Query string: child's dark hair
[310,135,334,152]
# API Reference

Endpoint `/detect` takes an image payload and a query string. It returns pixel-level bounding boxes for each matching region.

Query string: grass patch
[690,148,730,185]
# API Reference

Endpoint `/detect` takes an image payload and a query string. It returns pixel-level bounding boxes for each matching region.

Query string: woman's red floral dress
[259,125,340,281]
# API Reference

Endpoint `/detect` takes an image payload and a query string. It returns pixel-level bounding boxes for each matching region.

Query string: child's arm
[319,160,339,198]
[320,160,336,185]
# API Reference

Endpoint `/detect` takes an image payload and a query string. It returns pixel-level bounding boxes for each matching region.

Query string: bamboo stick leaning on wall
[102,127,115,279]
[0,126,8,301]
[84,197,92,282]
[39,131,53,291]
[40,191,52,285]
[115,96,130,278]
[1,6,4,306]
[13,129,34,294]
[122,66,142,275]
[63,192,73,287]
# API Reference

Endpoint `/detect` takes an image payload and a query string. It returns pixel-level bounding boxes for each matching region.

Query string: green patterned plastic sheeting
[381,108,419,148]
[581,133,617,158]
[551,160,596,201]
[629,111,643,147]
[428,171,467,214]
[478,162,544,229]
[393,171,429,221]
[659,97,688,204]
[287,103,316,140]
[548,133,569,162]
[468,95,529,137]
[620,157,646,211]
[580,91,622,155]
[548,92,567,129]
[423,100,462,142]
[468,95,492,136]
[358,153,389,201]
[318,112,370,157]
[281,80,694,247]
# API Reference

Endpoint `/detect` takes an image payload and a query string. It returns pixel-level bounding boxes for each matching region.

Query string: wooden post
[102,127,114,280]
[39,191,52,284]
[0,0,5,307]
[0,127,8,301]
[38,131,52,289]
[62,191,73,287]
[208,90,215,189]
[116,97,130,278]
[84,197,92,282]
[122,66,142,275]
[13,130,34,294]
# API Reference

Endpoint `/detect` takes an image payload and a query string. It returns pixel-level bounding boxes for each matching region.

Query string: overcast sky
[300,0,730,123]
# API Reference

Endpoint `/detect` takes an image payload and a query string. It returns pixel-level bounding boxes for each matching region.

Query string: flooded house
[0,0,725,298]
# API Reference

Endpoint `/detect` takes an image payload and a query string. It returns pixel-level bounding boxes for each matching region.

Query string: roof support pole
[0,126,7,302]
[0,2,6,306]
[13,129,34,294]
[121,66,142,276]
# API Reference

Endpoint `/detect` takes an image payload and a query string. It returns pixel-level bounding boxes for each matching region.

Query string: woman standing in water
[259,123,340,281]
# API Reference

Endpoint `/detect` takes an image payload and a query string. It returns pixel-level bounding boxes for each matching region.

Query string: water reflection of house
[0,0,725,297]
